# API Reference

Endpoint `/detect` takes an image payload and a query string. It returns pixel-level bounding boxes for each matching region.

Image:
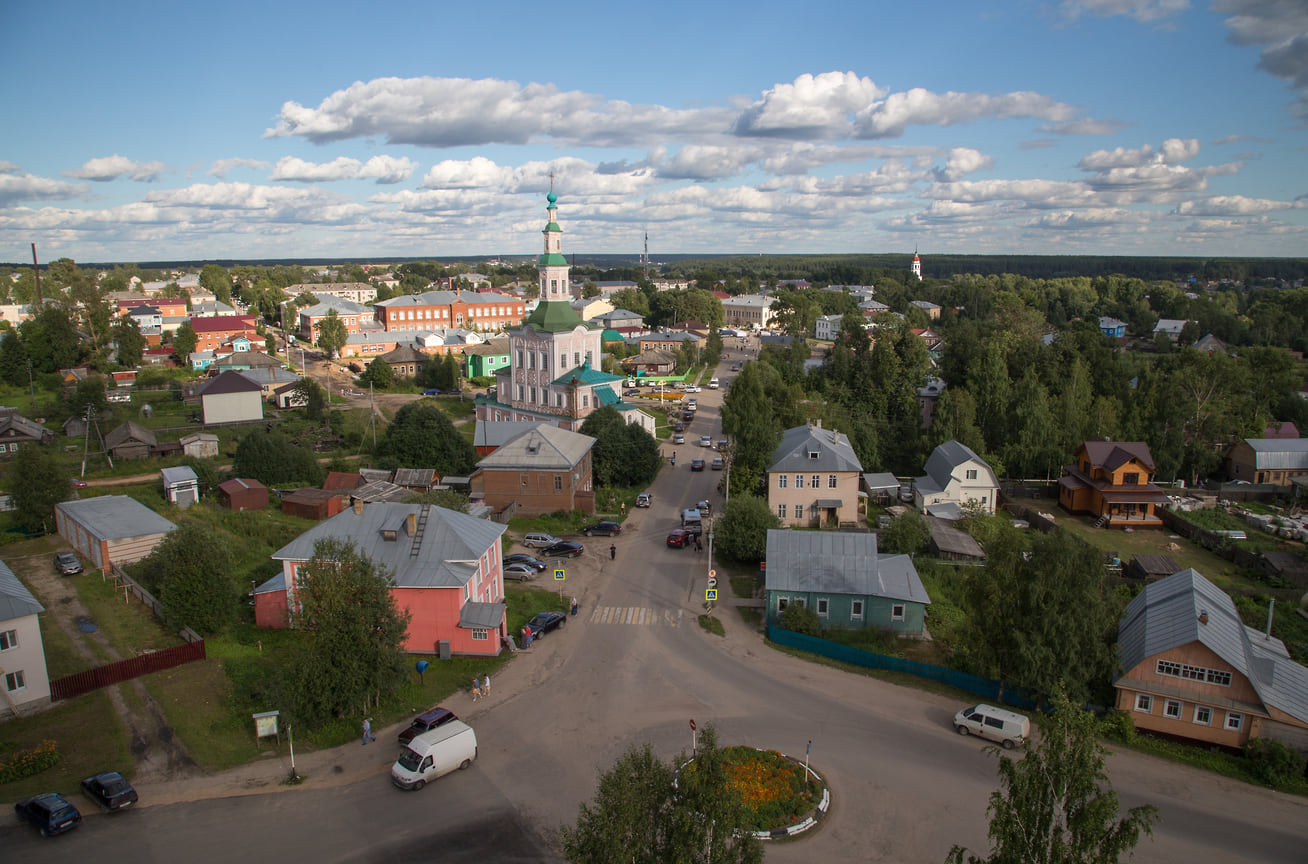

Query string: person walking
[609,544,616,560]
[620,501,626,516]
[481,673,491,696]
[362,718,375,745]
[571,596,579,616]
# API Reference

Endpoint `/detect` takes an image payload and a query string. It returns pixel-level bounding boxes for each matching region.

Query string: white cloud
[64,154,168,182]
[1214,0,1308,118]
[0,161,20,175]
[356,155,417,184]
[0,172,90,207]
[934,147,995,181]
[734,72,888,137]
[420,157,513,190]
[1039,117,1127,135]
[1078,137,1199,170]
[655,145,761,180]
[270,156,364,182]
[1172,195,1302,216]
[1059,1,1191,24]
[856,89,1081,138]
[209,158,271,178]
[923,178,1098,210]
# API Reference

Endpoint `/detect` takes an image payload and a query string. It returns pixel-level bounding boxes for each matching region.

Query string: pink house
[257,501,508,656]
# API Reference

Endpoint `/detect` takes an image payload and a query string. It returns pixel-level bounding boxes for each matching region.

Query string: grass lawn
[0,689,133,802]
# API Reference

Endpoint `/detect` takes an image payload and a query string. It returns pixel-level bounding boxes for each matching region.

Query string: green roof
[601,329,624,342]
[538,252,568,266]
[523,300,584,333]
[593,384,620,406]
[552,360,623,387]
[544,222,561,232]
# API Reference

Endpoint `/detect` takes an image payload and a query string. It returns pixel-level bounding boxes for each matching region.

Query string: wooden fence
[50,640,206,701]
[108,564,202,643]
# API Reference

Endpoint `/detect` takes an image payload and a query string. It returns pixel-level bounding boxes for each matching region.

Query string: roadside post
[690,718,697,754]
[554,565,566,603]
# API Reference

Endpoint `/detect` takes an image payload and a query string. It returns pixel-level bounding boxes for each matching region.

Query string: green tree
[20,304,82,373]
[962,527,1117,704]
[880,509,929,555]
[172,320,198,360]
[560,724,762,864]
[112,316,146,368]
[376,401,477,475]
[0,330,31,387]
[362,358,394,390]
[314,309,349,359]
[4,446,70,535]
[579,406,662,488]
[135,521,240,635]
[290,376,327,422]
[720,363,781,496]
[200,264,231,303]
[947,689,1159,864]
[232,429,326,487]
[68,374,109,419]
[715,493,780,563]
[281,538,411,726]
[778,601,821,635]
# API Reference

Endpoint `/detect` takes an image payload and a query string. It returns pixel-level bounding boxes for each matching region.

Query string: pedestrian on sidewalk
[471,677,484,700]
[620,501,626,516]
[362,718,375,745]
[609,544,616,560]
[481,673,491,696]
[571,596,579,616]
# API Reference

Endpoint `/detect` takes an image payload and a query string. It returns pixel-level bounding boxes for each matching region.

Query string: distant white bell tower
[911,248,922,281]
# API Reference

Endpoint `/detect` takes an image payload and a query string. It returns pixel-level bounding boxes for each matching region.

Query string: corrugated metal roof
[477,424,594,470]
[769,424,863,474]
[0,560,43,620]
[764,530,929,604]
[459,601,506,629]
[1243,438,1308,471]
[56,496,178,542]
[271,502,505,589]
[916,440,996,494]
[1117,568,1308,725]
[160,466,197,484]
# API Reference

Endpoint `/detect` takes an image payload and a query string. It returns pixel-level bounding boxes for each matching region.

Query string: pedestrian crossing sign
[706,588,718,601]
[554,568,566,581]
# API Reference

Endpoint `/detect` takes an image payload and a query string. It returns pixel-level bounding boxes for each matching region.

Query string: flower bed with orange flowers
[718,746,824,833]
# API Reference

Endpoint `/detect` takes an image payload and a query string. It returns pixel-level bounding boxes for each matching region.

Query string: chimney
[814,418,822,429]
[407,512,417,536]
[1198,610,1209,625]
[353,498,364,515]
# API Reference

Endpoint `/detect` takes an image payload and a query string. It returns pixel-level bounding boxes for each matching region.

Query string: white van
[392,720,478,790]
[681,508,703,528]
[953,704,1029,749]
[708,377,720,389]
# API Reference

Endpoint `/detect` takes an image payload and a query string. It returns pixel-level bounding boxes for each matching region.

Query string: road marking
[586,606,682,627]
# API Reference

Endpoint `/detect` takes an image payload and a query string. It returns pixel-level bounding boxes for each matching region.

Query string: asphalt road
[8,344,1308,862]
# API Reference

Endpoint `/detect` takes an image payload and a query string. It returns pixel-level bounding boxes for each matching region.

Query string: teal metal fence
[767,626,1037,709]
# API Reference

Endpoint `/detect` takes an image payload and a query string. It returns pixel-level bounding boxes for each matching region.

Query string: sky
[2,0,1306,264]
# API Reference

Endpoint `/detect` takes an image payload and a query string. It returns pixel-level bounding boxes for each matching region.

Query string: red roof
[191,315,258,333]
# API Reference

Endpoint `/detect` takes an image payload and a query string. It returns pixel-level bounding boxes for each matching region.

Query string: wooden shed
[279,487,346,520]
[1124,554,1181,581]
[104,420,156,460]
[925,516,985,562]
[217,478,269,512]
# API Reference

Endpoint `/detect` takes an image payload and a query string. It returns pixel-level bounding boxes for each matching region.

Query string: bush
[1098,709,1136,745]
[1243,738,1306,787]
[0,739,60,783]
[778,602,820,636]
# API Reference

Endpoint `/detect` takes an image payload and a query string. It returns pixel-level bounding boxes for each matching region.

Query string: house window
[520,473,529,487]
[851,600,864,620]
[811,474,820,488]
[1225,712,1244,731]
[1124,472,1139,485]
[529,387,537,403]
[4,670,24,692]
[794,505,804,520]
[0,629,15,651]
[777,597,788,614]
[777,504,787,519]
[471,628,488,641]
[554,475,562,491]
[516,386,524,402]
[1193,706,1212,726]
[828,474,838,489]
[560,353,567,368]
[1134,693,1153,713]
[582,395,590,407]
[965,469,978,480]
[795,474,805,489]
[891,604,905,621]
[540,351,548,370]
[1164,699,1182,719]
[528,352,535,369]
[794,597,806,609]
[574,352,581,366]
[816,598,828,617]
[778,474,787,489]
[808,449,818,459]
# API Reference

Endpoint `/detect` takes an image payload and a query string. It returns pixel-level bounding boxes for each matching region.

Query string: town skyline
[3,0,1306,263]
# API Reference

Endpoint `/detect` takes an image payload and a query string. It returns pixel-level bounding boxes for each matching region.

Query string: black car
[502,554,547,571]
[623,388,641,396]
[80,772,138,812]
[690,459,706,471]
[526,610,567,637]
[398,707,458,745]
[541,541,584,558]
[14,793,81,836]
[581,521,622,537]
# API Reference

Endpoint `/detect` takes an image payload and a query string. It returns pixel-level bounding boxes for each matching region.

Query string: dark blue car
[15,793,82,836]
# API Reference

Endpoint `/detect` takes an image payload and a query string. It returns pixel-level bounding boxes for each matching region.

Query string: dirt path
[11,552,200,784]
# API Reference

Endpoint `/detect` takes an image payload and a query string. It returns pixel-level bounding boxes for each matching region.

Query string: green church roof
[544,222,561,232]
[552,361,623,387]
[522,300,584,333]
[538,252,568,266]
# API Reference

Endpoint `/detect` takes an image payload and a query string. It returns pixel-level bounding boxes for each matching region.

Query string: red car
[666,529,694,548]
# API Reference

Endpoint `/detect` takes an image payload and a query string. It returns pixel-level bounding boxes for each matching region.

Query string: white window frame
[1134,693,1153,713]
[1164,699,1182,719]
[851,600,864,621]
[0,629,16,651]
[777,597,789,614]
[828,474,838,489]
[795,474,805,489]
[811,474,820,488]
[891,603,905,621]
[777,474,787,489]
[1193,706,1212,726]
[1224,711,1244,731]
[816,598,828,617]
[794,504,804,521]
[4,670,24,692]
[777,504,787,519]
[966,469,978,480]
[471,628,488,641]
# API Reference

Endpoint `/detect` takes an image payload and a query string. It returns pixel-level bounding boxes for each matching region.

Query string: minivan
[392,720,478,790]
[681,508,703,528]
[708,377,720,389]
[523,532,560,549]
[953,704,1030,749]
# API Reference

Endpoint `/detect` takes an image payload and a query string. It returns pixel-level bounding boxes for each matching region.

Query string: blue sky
[2,0,1306,263]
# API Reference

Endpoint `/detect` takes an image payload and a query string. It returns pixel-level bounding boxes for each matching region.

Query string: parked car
[690,458,706,471]
[708,377,720,389]
[687,398,697,410]
[623,388,641,396]
[423,388,441,395]
[522,532,561,549]
[503,554,547,571]
[541,541,584,558]
[672,433,685,444]
[526,610,568,637]
[666,528,695,548]
[682,410,694,422]
[69,478,88,489]
[684,385,701,393]
[54,551,82,576]
[711,457,725,470]
[953,704,1029,749]
[397,707,458,746]
[673,421,686,433]
[731,363,741,371]
[503,563,539,580]
[581,521,622,537]
[635,492,653,508]
[392,721,477,791]
[717,439,728,451]
[14,793,81,836]
[700,435,712,447]
[80,772,138,812]
[697,500,712,516]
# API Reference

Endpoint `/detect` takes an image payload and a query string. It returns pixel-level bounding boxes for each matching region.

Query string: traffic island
[681,745,830,840]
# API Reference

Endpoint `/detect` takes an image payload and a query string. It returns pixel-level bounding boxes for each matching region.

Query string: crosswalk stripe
[583,606,682,627]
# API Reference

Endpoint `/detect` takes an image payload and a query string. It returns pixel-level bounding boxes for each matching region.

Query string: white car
[684,385,701,393]
[700,435,712,447]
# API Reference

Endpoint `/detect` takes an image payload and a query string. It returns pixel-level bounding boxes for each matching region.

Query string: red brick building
[189,315,260,352]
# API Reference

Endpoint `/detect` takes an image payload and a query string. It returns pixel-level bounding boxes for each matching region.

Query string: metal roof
[55,496,178,541]
[1117,568,1308,725]
[769,424,863,474]
[160,466,197,484]
[271,502,505,589]
[916,440,995,495]
[1242,438,1308,471]
[0,560,43,620]
[459,601,506,629]
[862,472,900,492]
[764,530,929,604]
[477,424,594,471]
